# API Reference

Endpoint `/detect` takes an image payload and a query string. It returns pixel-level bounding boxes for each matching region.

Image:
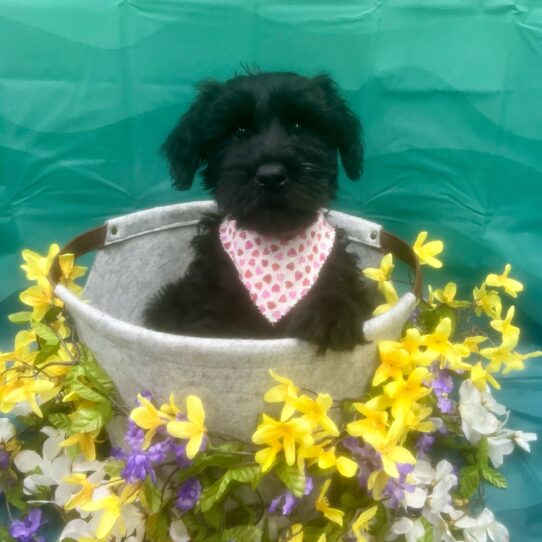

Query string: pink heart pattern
[219,210,336,323]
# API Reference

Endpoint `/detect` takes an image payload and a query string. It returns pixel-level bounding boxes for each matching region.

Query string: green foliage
[481,467,508,489]
[223,525,263,542]
[199,464,261,512]
[7,311,33,324]
[276,461,306,498]
[458,465,481,499]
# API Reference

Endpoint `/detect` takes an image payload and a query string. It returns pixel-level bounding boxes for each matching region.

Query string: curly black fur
[144,72,375,352]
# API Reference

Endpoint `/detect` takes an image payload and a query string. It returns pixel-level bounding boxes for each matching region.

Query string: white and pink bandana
[219,211,336,323]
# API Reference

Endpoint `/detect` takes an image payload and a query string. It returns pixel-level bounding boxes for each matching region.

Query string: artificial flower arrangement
[0,233,540,542]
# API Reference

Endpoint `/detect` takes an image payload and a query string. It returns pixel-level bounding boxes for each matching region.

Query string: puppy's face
[162,72,364,235]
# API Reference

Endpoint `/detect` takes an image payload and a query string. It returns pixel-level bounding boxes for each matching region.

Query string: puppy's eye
[291,121,305,135]
[234,126,251,139]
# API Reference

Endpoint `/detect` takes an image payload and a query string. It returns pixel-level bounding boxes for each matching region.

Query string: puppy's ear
[161,80,222,190]
[314,74,364,180]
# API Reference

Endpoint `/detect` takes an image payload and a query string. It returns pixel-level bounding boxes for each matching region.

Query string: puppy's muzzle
[255,163,288,188]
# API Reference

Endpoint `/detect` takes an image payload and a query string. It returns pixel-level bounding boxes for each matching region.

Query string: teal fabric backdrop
[1,1,541,539]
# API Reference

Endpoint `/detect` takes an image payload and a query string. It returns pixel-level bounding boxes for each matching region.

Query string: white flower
[60,518,98,541]
[508,429,537,453]
[459,381,504,444]
[170,519,190,542]
[14,427,71,498]
[455,508,509,542]
[0,417,16,442]
[386,517,425,542]
[488,427,537,468]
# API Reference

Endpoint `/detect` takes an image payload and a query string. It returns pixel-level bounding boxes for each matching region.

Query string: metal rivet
[370,231,377,240]
[111,225,118,235]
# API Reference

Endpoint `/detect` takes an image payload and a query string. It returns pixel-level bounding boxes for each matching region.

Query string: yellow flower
[315,479,344,526]
[295,393,339,436]
[373,341,411,386]
[0,330,37,372]
[364,420,416,479]
[3,377,57,417]
[401,328,431,367]
[485,264,523,298]
[501,349,542,374]
[413,231,443,268]
[422,318,470,371]
[255,443,283,473]
[63,472,119,510]
[462,335,488,354]
[301,444,358,478]
[473,283,502,319]
[433,282,471,308]
[351,505,378,542]
[367,470,389,500]
[167,395,207,459]
[19,277,57,322]
[384,367,431,419]
[480,335,518,373]
[470,363,501,391]
[130,394,170,449]
[426,285,437,308]
[402,404,435,434]
[159,392,182,418]
[20,244,60,281]
[288,524,305,542]
[490,306,520,340]
[373,280,399,316]
[59,429,101,461]
[363,253,394,283]
[252,414,313,469]
[81,484,139,539]
[58,253,87,295]
[264,370,300,421]
[347,396,390,441]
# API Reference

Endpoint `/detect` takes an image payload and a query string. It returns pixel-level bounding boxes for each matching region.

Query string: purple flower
[269,491,297,516]
[382,464,415,509]
[342,438,382,488]
[416,433,435,458]
[9,509,46,542]
[432,368,454,414]
[304,475,314,496]
[0,449,10,470]
[124,420,145,450]
[175,478,202,511]
[268,475,313,516]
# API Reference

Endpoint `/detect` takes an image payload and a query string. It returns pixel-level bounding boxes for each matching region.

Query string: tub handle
[49,223,422,299]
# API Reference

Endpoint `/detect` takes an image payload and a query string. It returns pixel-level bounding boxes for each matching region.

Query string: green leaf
[2,482,28,512]
[70,381,107,404]
[48,413,72,431]
[276,462,306,498]
[202,505,224,530]
[70,402,112,433]
[223,526,263,542]
[104,459,125,477]
[145,510,170,542]
[420,517,434,542]
[8,311,32,324]
[142,478,163,514]
[79,345,115,395]
[0,524,17,542]
[478,436,489,467]
[458,465,480,499]
[481,467,508,489]
[199,465,261,512]
[32,322,60,346]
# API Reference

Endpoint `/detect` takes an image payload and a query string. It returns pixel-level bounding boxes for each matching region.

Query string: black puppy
[144,72,375,351]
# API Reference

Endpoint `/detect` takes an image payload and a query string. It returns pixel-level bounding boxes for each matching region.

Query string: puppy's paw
[288,299,367,354]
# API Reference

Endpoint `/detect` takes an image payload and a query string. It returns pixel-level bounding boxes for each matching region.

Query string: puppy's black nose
[255,163,288,187]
